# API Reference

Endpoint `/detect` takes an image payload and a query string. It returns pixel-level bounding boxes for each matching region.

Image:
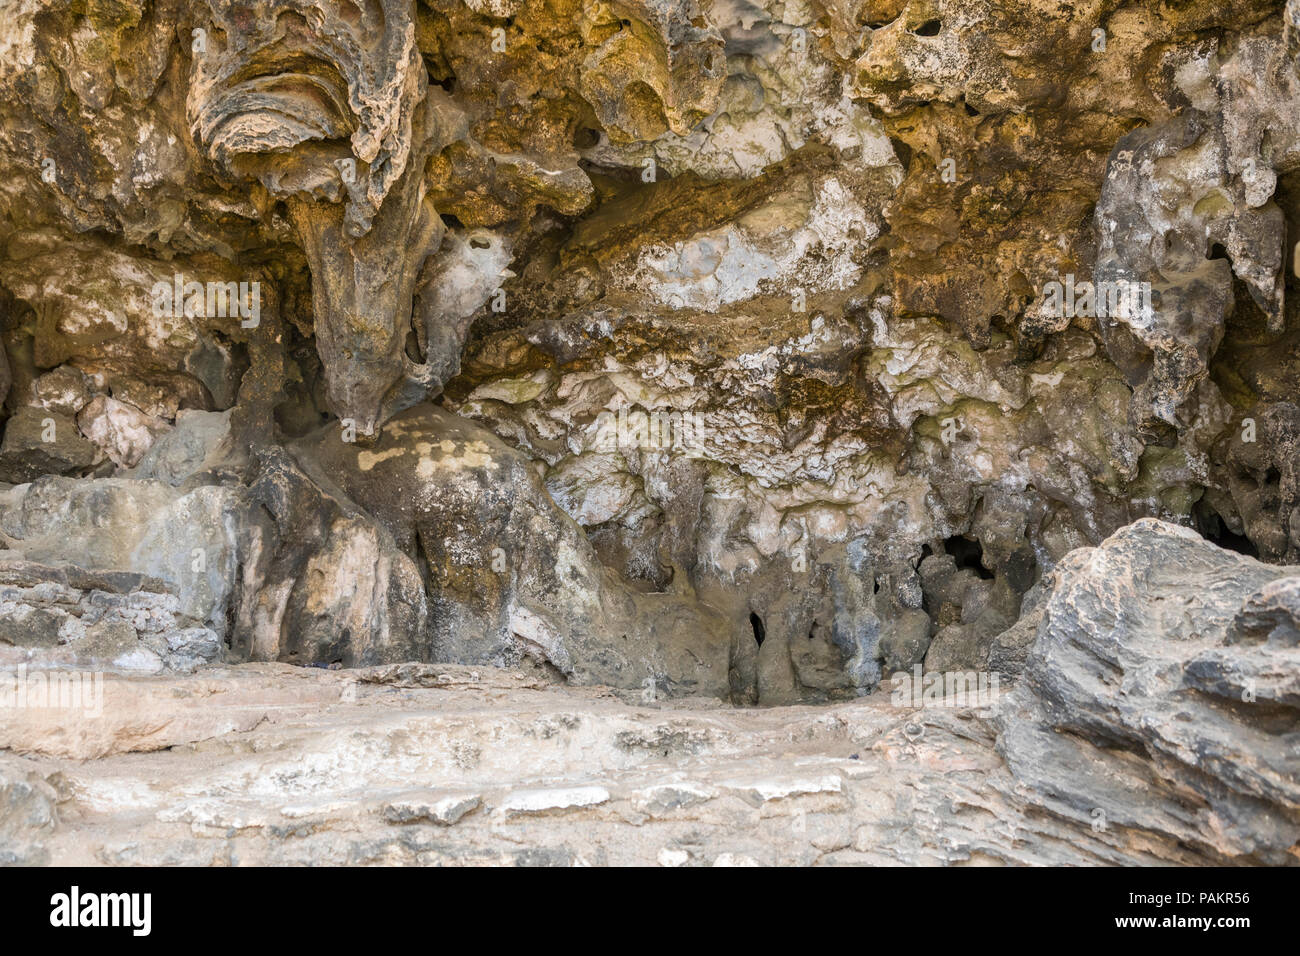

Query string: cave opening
[944,535,994,579]
[913,19,942,36]
[749,612,766,647]
[1194,506,1260,558]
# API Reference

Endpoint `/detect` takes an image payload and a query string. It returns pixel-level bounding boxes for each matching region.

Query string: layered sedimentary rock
[995,519,1300,865]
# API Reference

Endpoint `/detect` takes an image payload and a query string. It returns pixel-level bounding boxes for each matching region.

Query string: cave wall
[0,0,1297,704]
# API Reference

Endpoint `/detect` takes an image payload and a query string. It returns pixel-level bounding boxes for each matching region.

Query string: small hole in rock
[749,612,766,647]
[1194,506,1260,558]
[890,137,913,173]
[944,535,994,579]
[914,19,941,36]
[404,328,424,363]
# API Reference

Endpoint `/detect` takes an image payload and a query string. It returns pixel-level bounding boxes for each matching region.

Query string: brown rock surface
[1,0,1299,865]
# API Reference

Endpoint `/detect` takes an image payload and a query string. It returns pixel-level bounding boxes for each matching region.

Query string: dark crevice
[913,19,942,36]
[749,612,766,647]
[889,136,913,173]
[913,542,933,570]
[944,535,994,579]
[403,326,424,363]
[1194,505,1260,558]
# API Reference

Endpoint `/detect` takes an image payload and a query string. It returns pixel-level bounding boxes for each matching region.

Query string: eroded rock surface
[995,519,1300,865]
[0,519,1294,865]
[0,0,1298,865]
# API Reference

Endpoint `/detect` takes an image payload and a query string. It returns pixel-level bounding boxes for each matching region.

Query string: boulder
[0,408,100,483]
[995,519,1300,864]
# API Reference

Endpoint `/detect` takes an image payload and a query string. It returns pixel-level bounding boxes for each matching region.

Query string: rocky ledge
[2,521,1296,865]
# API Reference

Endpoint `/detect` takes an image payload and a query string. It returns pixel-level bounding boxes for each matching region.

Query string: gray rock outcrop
[996,519,1300,864]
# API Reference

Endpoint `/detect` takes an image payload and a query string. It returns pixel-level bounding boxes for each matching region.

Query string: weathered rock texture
[0,0,1298,864]
[1,521,1296,866]
[995,519,1300,865]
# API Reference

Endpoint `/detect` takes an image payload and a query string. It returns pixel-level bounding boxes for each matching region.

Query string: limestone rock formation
[995,519,1300,865]
[0,0,1298,866]
[0,520,1294,865]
